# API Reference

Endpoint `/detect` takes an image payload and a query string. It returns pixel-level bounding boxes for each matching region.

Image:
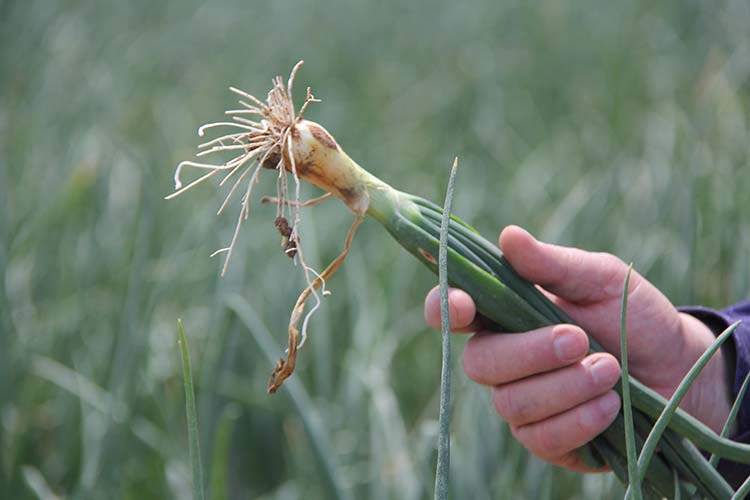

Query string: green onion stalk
[168,62,750,499]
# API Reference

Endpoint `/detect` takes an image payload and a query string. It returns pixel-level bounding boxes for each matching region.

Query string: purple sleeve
[679,300,750,487]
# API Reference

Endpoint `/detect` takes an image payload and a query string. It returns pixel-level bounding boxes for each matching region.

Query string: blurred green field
[1,0,748,498]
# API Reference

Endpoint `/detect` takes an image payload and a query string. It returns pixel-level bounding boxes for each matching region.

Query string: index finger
[424,286,483,333]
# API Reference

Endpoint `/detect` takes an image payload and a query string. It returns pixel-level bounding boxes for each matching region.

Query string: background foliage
[0,0,748,498]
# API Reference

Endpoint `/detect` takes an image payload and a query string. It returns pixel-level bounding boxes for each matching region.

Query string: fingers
[491,353,621,427]
[462,324,622,471]
[510,391,621,463]
[498,225,637,304]
[424,286,482,333]
[462,324,589,385]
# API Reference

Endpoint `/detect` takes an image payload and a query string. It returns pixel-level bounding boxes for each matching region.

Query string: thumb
[499,225,632,304]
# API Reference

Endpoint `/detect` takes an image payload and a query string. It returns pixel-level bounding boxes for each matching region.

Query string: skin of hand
[423,225,735,472]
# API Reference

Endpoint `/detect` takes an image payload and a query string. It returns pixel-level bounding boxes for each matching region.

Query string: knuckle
[592,252,627,278]
[461,341,477,377]
[598,253,635,297]
[509,425,536,455]
[493,385,534,425]
[462,337,488,383]
[575,410,599,438]
[599,251,623,267]
[532,420,564,457]
[512,421,562,459]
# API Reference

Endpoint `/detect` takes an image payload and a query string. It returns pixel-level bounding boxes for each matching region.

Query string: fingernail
[552,328,587,362]
[587,357,620,387]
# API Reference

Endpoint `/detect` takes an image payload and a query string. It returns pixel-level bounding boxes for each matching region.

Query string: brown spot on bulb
[308,123,338,150]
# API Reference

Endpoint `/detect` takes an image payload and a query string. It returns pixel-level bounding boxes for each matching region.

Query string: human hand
[424,225,734,472]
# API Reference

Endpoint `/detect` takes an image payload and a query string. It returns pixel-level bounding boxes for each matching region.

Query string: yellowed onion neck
[289,120,393,216]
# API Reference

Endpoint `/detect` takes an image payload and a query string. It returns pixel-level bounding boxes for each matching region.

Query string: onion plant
[168,62,749,499]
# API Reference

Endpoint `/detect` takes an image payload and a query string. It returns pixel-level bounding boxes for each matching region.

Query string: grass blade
[210,404,240,500]
[710,371,750,468]
[22,466,60,500]
[620,264,642,500]
[178,319,206,500]
[435,158,458,500]
[636,320,742,492]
